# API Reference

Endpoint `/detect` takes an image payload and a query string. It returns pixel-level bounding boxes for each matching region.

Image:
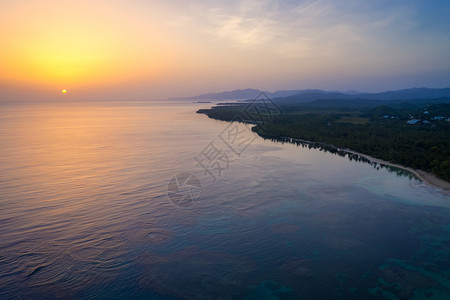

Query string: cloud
[191,0,448,76]
[169,1,370,54]
[2,0,449,99]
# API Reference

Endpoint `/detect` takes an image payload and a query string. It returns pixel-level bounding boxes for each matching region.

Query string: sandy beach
[343,149,450,194]
[284,137,450,194]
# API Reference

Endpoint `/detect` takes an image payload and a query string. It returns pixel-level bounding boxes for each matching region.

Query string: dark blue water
[0,101,449,299]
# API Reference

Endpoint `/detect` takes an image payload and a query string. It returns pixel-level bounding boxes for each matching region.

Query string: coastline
[197,109,450,194]
[278,136,450,194]
[344,149,450,194]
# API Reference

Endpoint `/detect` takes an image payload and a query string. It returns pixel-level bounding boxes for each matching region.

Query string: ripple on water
[0,236,130,299]
[145,229,172,244]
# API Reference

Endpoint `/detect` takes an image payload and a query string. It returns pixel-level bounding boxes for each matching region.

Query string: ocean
[0,101,449,299]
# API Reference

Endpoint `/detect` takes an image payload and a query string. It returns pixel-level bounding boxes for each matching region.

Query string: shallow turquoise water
[0,101,449,299]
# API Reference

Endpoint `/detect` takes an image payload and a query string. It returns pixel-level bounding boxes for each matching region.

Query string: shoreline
[344,149,450,194]
[278,136,450,194]
[197,111,450,194]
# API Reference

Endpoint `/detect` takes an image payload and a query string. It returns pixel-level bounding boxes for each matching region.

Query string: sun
[62,89,67,94]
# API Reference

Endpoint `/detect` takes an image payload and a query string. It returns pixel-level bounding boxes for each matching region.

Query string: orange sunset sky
[1,0,450,101]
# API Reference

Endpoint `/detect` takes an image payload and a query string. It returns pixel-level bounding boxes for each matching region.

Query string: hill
[179,87,450,102]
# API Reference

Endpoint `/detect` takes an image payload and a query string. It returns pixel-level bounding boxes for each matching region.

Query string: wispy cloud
[2,0,449,99]
[165,0,443,62]
[164,1,388,55]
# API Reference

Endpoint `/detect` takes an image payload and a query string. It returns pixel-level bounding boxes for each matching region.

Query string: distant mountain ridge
[184,88,262,100]
[182,87,450,102]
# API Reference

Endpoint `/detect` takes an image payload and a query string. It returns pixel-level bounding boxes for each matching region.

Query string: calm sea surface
[0,101,449,299]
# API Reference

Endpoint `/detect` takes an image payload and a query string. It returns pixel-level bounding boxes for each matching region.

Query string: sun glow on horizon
[0,1,173,91]
[1,0,449,101]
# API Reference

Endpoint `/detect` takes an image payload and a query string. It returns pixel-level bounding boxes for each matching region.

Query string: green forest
[197,98,450,182]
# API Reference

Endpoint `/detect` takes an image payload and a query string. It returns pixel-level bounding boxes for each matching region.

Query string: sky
[1,0,450,101]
